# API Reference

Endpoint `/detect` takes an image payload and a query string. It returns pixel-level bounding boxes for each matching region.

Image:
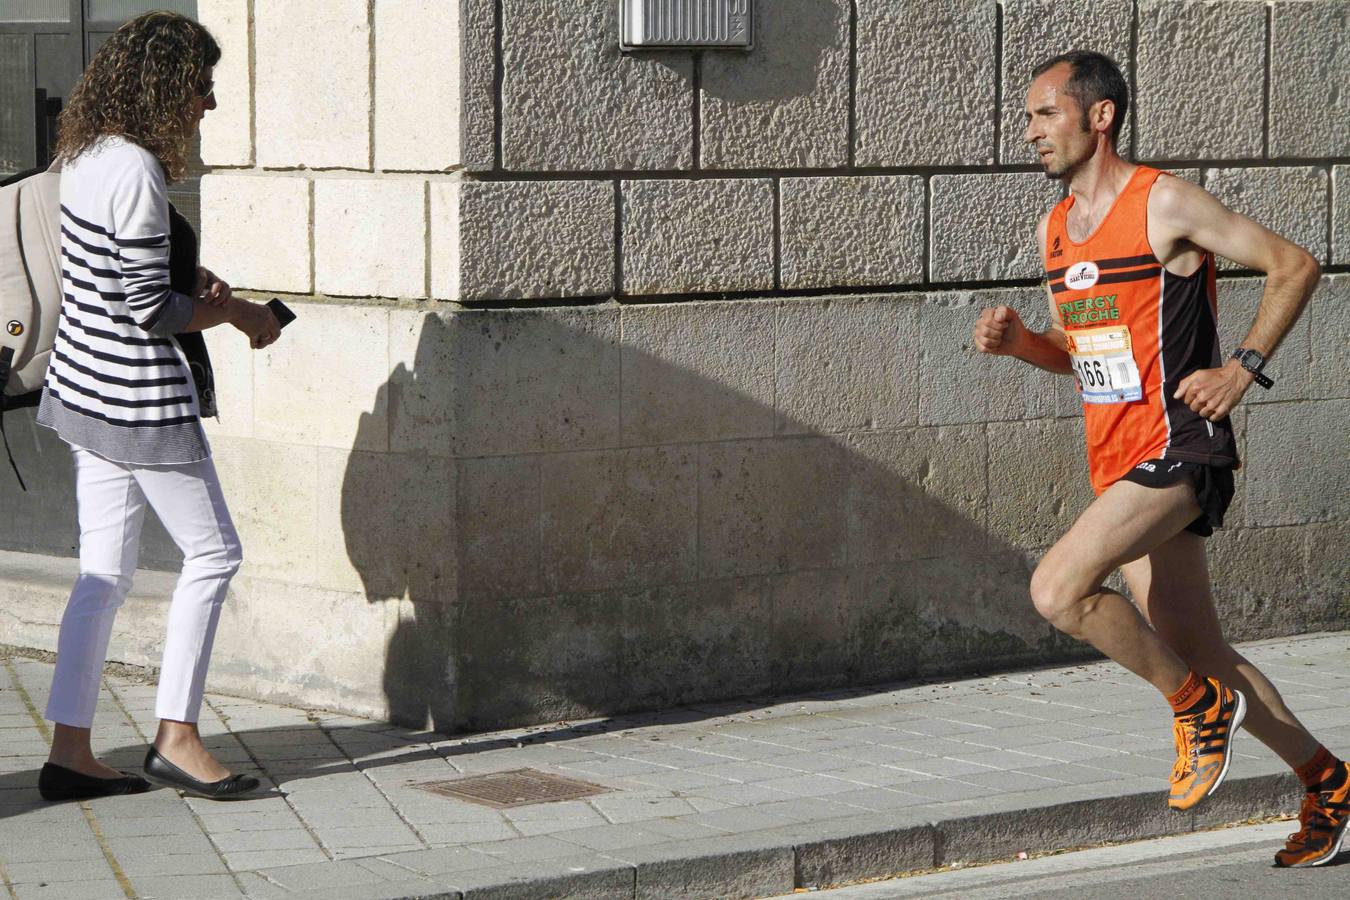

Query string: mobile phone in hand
[266,298,297,329]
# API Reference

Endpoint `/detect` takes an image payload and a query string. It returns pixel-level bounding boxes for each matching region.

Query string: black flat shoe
[143,746,261,800]
[38,762,151,801]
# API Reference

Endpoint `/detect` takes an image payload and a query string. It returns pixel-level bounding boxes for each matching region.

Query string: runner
[972,50,1346,868]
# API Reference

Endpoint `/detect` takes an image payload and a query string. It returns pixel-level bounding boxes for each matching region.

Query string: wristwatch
[1230,347,1274,389]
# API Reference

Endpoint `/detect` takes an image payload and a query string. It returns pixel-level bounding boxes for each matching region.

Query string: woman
[36,11,279,801]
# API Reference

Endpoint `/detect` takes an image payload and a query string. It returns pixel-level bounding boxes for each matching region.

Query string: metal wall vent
[413,769,610,808]
[620,0,754,51]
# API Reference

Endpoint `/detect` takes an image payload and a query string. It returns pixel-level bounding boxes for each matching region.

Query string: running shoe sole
[1276,821,1347,867]
[1201,687,1246,803]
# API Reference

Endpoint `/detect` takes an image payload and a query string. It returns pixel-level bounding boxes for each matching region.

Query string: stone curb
[257,770,1302,899]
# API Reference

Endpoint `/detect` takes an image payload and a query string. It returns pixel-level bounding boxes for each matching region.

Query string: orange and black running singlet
[1045,166,1239,495]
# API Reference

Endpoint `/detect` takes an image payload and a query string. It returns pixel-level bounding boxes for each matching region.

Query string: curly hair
[56,11,220,183]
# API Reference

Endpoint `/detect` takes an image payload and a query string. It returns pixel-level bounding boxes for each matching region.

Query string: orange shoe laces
[1171,715,1199,781]
[1286,792,1322,849]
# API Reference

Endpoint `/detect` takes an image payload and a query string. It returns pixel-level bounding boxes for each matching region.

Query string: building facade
[1,0,1347,731]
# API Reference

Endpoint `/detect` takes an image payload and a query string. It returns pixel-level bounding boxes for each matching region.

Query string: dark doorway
[1,0,203,227]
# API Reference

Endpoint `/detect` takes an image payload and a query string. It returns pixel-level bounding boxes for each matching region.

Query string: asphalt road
[777,821,1348,899]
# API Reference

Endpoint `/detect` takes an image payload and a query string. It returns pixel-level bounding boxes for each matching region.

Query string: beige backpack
[0,162,62,487]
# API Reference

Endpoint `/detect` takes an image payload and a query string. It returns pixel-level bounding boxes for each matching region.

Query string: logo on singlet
[1050,236,1063,259]
[1065,261,1100,290]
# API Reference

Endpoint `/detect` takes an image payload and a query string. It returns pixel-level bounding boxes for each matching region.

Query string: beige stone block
[315,448,456,604]
[847,557,1053,685]
[780,176,925,289]
[388,309,455,456]
[197,0,252,166]
[856,0,995,166]
[999,1,1133,163]
[1244,400,1349,526]
[452,307,621,457]
[1336,168,1350,266]
[1136,0,1265,160]
[1208,526,1310,642]
[457,455,541,601]
[1270,1,1350,158]
[376,0,460,172]
[768,569,852,691]
[700,0,850,169]
[621,179,775,295]
[540,447,698,595]
[1216,277,1311,403]
[460,0,496,171]
[918,288,1060,426]
[211,438,320,586]
[775,295,920,434]
[315,178,426,298]
[846,426,989,567]
[501,0,692,170]
[457,591,625,729]
[987,418,1093,550]
[699,437,849,579]
[1308,276,1350,401]
[620,579,773,706]
[0,411,79,559]
[1206,167,1329,268]
[1304,524,1350,633]
[430,180,614,302]
[200,174,311,293]
[619,300,776,445]
[201,326,253,439]
[255,0,370,169]
[930,174,1064,282]
[1220,407,1248,530]
[252,302,390,451]
[212,576,393,719]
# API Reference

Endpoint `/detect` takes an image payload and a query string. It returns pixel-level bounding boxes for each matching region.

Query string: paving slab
[2,633,1348,896]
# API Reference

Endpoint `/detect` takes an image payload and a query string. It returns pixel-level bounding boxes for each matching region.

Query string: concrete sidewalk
[2,633,1347,899]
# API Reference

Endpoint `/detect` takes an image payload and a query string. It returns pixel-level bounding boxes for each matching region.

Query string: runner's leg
[1029,478,1200,695]
[1119,532,1319,769]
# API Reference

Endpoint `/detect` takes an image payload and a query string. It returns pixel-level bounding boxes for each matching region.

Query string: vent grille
[621,0,753,49]
[413,769,610,809]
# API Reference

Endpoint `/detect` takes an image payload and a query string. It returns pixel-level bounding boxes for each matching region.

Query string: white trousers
[45,448,243,729]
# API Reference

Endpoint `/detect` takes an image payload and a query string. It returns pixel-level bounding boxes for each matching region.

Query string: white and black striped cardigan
[37,136,207,465]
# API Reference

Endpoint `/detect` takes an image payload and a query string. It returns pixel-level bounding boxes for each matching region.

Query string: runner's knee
[1029,562,1086,626]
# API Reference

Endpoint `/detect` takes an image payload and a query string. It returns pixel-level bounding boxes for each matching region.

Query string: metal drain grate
[414,768,610,809]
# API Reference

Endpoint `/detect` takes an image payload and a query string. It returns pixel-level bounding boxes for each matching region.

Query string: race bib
[1067,325,1142,403]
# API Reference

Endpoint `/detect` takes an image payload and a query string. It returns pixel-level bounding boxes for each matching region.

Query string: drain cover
[414,768,610,809]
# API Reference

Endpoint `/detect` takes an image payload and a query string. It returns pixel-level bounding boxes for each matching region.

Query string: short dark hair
[1031,50,1129,144]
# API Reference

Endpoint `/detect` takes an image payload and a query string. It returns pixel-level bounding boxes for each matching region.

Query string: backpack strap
[0,347,29,492]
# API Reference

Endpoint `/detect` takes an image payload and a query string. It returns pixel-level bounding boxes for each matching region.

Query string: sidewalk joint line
[207,697,334,861]
[1,658,135,899]
[105,681,247,896]
[308,711,433,851]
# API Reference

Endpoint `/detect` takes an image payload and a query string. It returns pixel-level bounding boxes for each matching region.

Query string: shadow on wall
[0,412,180,570]
[339,305,1085,735]
[693,0,843,105]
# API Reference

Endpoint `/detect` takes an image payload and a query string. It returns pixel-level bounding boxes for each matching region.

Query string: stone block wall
[2,0,1345,731]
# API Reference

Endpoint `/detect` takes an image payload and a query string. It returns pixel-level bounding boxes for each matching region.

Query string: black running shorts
[1118,458,1235,538]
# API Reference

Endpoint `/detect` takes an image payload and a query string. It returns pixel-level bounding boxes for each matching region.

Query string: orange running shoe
[1168,677,1246,810]
[1274,763,1350,867]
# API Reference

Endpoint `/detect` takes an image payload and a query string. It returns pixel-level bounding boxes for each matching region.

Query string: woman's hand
[194,267,232,308]
[228,298,282,349]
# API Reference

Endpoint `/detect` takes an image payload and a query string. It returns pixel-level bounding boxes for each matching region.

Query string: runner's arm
[972,215,1073,375]
[1151,176,1320,359]
[1150,177,1321,419]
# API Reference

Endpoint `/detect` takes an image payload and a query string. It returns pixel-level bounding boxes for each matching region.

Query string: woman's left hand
[195,266,232,307]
